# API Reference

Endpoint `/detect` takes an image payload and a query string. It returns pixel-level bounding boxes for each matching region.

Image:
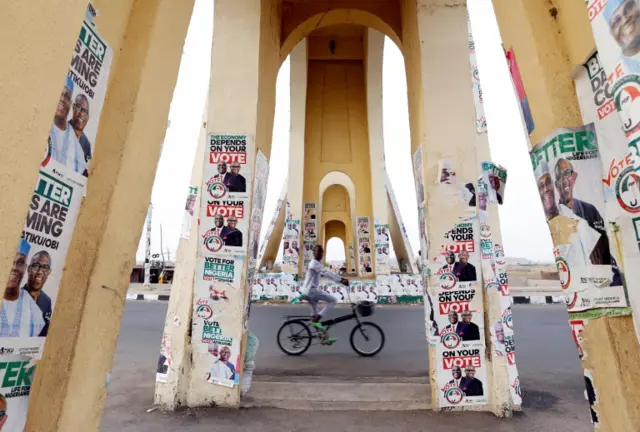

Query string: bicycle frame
[283,303,361,331]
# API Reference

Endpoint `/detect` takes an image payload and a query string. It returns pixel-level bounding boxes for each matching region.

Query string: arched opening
[325,230,347,274]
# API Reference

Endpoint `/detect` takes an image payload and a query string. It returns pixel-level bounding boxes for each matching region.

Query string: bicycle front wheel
[277,320,312,356]
[350,322,385,357]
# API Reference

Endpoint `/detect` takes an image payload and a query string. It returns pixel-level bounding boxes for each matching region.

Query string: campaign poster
[438,160,458,184]
[303,220,317,242]
[282,219,301,272]
[0,356,35,431]
[374,222,390,275]
[303,241,315,272]
[204,332,241,388]
[413,148,426,206]
[200,199,249,256]
[180,185,198,240]
[435,284,484,345]
[304,203,317,223]
[201,256,244,288]
[481,162,507,205]
[435,219,480,284]
[358,238,373,277]
[467,14,487,134]
[0,5,112,359]
[357,217,370,237]
[247,150,269,271]
[531,124,617,292]
[204,134,252,201]
[437,344,488,407]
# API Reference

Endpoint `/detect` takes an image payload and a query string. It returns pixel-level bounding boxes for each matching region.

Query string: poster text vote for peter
[531,124,619,292]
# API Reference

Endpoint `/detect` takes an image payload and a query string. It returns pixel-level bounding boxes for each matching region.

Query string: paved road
[101,302,592,431]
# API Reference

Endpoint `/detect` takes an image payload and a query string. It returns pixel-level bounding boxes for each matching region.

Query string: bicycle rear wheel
[277,320,312,356]
[350,322,385,357]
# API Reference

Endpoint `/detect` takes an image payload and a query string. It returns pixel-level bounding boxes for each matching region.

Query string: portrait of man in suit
[460,365,484,396]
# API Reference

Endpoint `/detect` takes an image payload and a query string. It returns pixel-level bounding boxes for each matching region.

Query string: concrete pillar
[0,0,91,305]
[186,0,280,408]
[26,0,195,429]
[154,100,208,409]
[282,39,307,274]
[401,0,511,414]
[366,29,391,276]
[492,0,640,429]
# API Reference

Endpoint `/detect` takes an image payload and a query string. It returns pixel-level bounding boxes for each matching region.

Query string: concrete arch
[318,171,356,229]
[280,8,402,63]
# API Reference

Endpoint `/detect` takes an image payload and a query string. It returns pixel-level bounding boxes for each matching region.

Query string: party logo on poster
[439,273,457,290]
[441,331,461,349]
[202,230,224,253]
[555,255,571,290]
[614,74,640,138]
[205,178,227,199]
[443,387,464,405]
[196,304,213,320]
[615,166,640,213]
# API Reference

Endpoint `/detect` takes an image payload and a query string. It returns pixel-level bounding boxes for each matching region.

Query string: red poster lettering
[507,352,516,365]
[442,356,481,369]
[207,205,244,218]
[439,301,471,314]
[209,152,247,164]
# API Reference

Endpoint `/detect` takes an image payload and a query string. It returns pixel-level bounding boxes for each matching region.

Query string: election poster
[304,203,317,223]
[204,134,252,200]
[0,4,112,360]
[200,199,249,255]
[435,284,484,345]
[437,344,488,407]
[413,147,426,206]
[357,217,370,237]
[303,220,317,242]
[374,222,390,275]
[303,241,315,272]
[200,256,244,288]
[438,160,458,185]
[282,219,301,272]
[257,183,286,266]
[180,185,198,240]
[203,332,241,389]
[531,124,617,292]
[481,162,507,205]
[467,13,487,134]
[0,356,35,431]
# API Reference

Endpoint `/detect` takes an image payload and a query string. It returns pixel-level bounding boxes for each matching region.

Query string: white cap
[534,160,551,182]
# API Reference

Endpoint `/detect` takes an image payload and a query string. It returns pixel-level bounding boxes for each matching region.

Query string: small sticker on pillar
[438,160,457,184]
[584,369,599,427]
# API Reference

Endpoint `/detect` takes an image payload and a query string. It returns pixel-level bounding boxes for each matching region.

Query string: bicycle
[276,299,385,357]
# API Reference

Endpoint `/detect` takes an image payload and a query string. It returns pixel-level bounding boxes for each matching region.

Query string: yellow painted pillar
[0,0,90,306]
[492,0,640,429]
[25,0,195,430]
[402,0,512,415]
[186,0,280,408]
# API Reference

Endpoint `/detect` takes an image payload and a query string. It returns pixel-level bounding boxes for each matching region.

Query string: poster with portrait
[435,284,484,346]
[304,202,317,223]
[203,334,241,388]
[282,219,301,272]
[531,124,617,292]
[303,220,317,242]
[200,199,249,256]
[357,217,370,237]
[180,185,198,240]
[374,222,390,275]
[437,344,488,407]
[302,241,315,272]
[0,356,35,431]
[203,134,252,201]
[481,162,507,205]
[467,13,487,134]
[0,5,112,360]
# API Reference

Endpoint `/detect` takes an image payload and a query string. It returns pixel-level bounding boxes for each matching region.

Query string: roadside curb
[126,293,170,301]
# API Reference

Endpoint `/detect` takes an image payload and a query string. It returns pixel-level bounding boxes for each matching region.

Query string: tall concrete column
[186,0,280,408]
[492,1,640,429]
[26,0,195,429]
[401,0,511,414]
[155,99,208,409]
[282,39,307,274]
[366,29,391,276]
[0,0,90,303]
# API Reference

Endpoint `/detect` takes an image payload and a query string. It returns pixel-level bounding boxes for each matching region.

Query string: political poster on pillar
[481,162,507,205]
[530,124,618,292]
[0,356,35,431]
[180,185,198,240]
[0,4,112,360]
[204,134,252,200]
[437,344,488,407]
[303,202,317,243]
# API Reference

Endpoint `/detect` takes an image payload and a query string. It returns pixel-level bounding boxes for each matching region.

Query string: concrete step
[241,376,432,411]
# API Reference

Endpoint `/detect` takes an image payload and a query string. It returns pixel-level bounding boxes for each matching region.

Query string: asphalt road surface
[101,302,592,431]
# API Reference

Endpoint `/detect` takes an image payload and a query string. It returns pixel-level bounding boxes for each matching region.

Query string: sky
[135,0,555,265]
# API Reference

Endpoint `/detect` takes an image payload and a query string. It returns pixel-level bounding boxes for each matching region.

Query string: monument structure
[0,0,639,431]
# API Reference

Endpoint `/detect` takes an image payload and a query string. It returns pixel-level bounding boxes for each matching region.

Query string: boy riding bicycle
[293,245,349,340]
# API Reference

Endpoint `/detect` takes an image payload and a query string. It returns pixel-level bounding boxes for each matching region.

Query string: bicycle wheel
[277,320,312,356]
[350,322,385,357]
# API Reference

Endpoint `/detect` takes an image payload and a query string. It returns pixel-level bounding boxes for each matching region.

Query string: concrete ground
[101,303,592,431]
